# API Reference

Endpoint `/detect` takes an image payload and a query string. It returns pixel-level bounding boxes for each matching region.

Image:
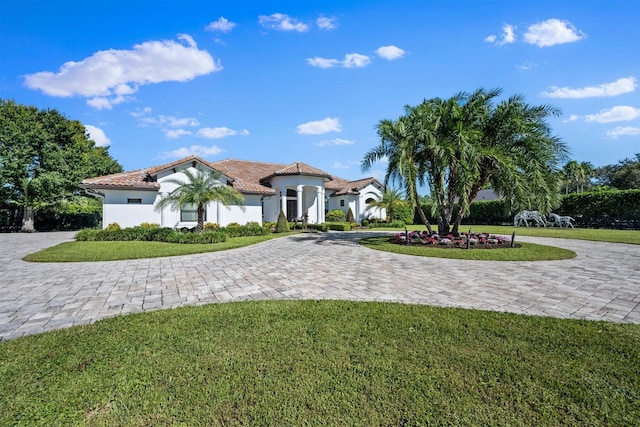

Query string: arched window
[365,197,376,204]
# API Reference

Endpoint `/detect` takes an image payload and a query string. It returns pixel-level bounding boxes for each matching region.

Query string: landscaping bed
[392,230,521,249]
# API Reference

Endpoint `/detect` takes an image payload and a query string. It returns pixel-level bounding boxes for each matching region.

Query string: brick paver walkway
[1,231,639,341]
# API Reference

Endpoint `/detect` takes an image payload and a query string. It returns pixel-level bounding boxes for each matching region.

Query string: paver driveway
[1,231,639,341]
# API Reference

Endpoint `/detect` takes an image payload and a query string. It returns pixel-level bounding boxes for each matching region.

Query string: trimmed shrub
[164,231,227,244]
[276,209,289,233]
[105,222,121,231]
[326,222,351,231]
[361,219,369,227]
[204,222,220,231]
[346,208,355,223]
[307,223,329,232]
[139,222,160,229]
[222,223,270,237]
[326,209,346,222]
[368,220,405,229]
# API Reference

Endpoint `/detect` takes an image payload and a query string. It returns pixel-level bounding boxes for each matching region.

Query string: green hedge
[559,189,640,217]
[414,189,640,229]
[75,223,271,243]
[368,220,406,228]
[326,222,351,231]
[307,223,329,232]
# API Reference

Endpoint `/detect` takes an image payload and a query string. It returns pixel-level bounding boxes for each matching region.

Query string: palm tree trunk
[413,188,433,234]
[197,205,205,233]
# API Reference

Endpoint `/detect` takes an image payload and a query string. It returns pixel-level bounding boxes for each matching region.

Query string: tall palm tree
[365,187,407,222]
[362,115,434,233]
[447,90,568,233]
[155,167,245,232]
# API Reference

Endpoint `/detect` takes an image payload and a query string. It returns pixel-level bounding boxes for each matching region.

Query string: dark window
[340,200,345,207]
[127,198,142,204]
[181,204,205,222]
[365,198,375,204]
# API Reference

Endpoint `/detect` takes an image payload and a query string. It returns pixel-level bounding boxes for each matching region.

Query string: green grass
[360,237,576,261]
[23,232,300,262]
[1,301,638,426]
[369,225,640,245]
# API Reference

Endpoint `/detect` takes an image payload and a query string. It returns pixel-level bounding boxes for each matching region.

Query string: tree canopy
[363,89,568,234]
[0,99,122,230]
[594,154,640,190]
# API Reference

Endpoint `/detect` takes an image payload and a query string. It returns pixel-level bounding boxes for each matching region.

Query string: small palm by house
[155,168,245,233]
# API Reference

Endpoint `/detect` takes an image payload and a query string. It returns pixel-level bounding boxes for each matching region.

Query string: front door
[286,199,297,221]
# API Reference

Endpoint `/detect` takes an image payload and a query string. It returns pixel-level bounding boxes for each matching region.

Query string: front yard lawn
[1,301,638,426]
[23,232,300,262]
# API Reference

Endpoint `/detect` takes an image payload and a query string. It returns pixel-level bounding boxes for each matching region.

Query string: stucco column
[296,185,303,220]
[280,186,287,218]
[159,192,168,227]
[316,186,323,224]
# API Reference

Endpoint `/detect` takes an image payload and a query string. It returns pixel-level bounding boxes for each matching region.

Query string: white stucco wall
[100,166,263,228]
[102,190,159,228]
[326,183,385,222]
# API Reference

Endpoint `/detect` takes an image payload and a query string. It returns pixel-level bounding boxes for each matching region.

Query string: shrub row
[368,220,406,228]
[76,222,271,243]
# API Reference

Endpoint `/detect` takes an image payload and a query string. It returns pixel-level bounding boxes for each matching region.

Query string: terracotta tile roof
[82,156,381,196]
[209,159,285,195]
[81,169,160,190]
[260,161,333,182]
[327,177,382,196]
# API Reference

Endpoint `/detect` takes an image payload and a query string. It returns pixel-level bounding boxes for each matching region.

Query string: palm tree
[362,115,434,233]
[562,160,594,193]
[155,167,245,232]
[443,90,568,233]
[365,187,407,222]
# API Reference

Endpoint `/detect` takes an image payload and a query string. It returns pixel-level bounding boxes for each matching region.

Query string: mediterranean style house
[81,155,386,228]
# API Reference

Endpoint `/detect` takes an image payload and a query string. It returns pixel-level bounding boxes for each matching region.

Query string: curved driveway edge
[1,231,639,341]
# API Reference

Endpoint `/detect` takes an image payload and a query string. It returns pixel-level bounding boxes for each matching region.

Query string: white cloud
[376,45,405,60]
[485,24,516,46]
[130,107,152,118]
[343,53,371,68]
[206,17,236,33]
[307,57,341,68]
[585,106,640,123]
[542,77,637,98]
[84,125,111,146]
[333,161,349,169]
[165,129,192,139]
[196,127,240,139]
[161,145,224,159]
[136,112,200,128]
[316,138,355,147]
[297,117,342,135]
[516,61,536,71]
[500,24,516,45]
[524,18,585,47]
[24,34,220,109]
[484,35,496,43]
[317,16,337,30]
[259,13,308,32]
[308,53,371,68]
[563,114,580,123]
[606,126,640,139]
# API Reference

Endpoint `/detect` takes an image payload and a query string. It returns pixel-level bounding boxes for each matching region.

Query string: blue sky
[2,0,639,184]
